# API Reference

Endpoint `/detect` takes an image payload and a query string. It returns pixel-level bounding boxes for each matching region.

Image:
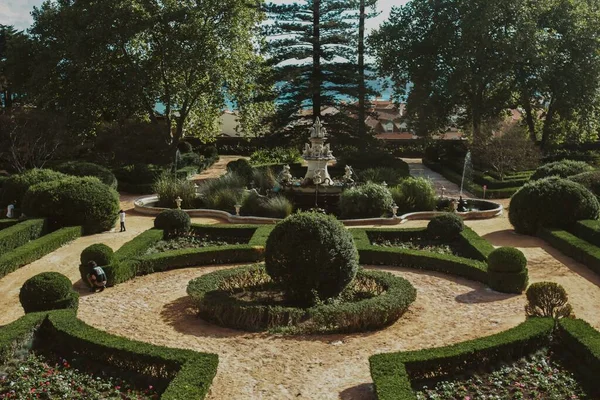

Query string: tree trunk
[312,0,321,122]
[541,99,556,150]
[358,0,366,137]
[471,87,484,144]
[522,95,537,143]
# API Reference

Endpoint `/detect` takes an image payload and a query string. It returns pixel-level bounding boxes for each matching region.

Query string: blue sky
[1,0,408,31]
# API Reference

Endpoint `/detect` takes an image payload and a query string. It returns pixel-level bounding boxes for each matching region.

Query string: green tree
[0,25,33,110]
[30,0,265,152]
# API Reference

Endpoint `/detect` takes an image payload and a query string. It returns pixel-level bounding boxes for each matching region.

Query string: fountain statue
[303,117,335,185]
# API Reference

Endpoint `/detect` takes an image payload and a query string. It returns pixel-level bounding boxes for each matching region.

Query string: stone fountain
[302,117,335,185]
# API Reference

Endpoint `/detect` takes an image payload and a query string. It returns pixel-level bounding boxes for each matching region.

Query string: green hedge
[538,228,600,276]
[0,218,46,254]
[571,220,600,247]
[0,226,83,279]
[559,318,600,394]
[0,310,218,399]
[0,219,19,231]
[369,318,554,400]
[353,227,491,283]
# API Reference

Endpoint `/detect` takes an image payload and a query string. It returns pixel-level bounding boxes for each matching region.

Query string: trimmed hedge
[54,161,118,189]
[19,272,79,313]
[538,228,600,276]
[427,213,464,240]
[488,269,529,294]
[0,169,67,207]
[530,159,593,181]
[570,170,600,198]
[571,220,600,247]
[154,209,192,238]
[80,243,114,266]
[369,318,555,400]
[559,318,600,395]
[487,247,528,293]
[0,219,19,231]
[0,218,46,254]
[188,265,416,333]
[0,310,218,399]
[0,226,83,279]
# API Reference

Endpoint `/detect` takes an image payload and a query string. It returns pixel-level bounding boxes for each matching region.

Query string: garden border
[538,227,600,276]
[0,310,218,399]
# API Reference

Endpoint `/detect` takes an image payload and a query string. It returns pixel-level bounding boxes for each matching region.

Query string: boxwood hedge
[0,218,46,254]
[538,228,600,276]
[0,310,218,399]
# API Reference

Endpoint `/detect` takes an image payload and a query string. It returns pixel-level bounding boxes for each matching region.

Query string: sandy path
[191,155,245,183]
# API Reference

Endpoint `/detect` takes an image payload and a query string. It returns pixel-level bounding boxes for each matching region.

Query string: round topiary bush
[390,177,436,213]
[427,213,464,240]
[569,170,600,197]
[488,247,527,273]
[487,247,528,294]
[530,160,593,181]
[339,183,394,219]
[177,140,193,154]
[22,176,120,234]
[19,272,79,313]
[0,168,67,207]
[80,243,114,266]
[509,177,600,235]
[226,159,254,185]
[54,161,118,189]
[265,212,359,306]
[154,209,191,238]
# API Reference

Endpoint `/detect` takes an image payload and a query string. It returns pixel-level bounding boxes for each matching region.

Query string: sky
[1,0,407,32]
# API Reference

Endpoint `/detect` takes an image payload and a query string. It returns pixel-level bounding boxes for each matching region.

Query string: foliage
[427,213,464,240]
[145,235,244,256]
[154,209,191,238]
[372,239,454,256]
[19,272,78,313]
[509,177,600,235]
[241,192,293,219]
[358,167,407,186]
[80,244,114,267]
[196,173,246,212]
[558,318,600,391]
[178,141,193,154]
[339,183,394,219]
[488,247,527,273]
[415,349,586,400]
[0,168,67,207]
[0,227,82,280]
[570,170,600,198]
[22,176,120,234]
[525,282,573,320]
[153,172,197,209]
[226,159,254,185]
[265,213,359,306]
[390,177,436,214]
[188,265,416,333]
[251,168,277,194]
[249,147,302,166]
[54,161,118,189]
[0,219,46,255]
[369,318,555,400]
[530,160,593,181]
[0,353,158,399]
[113,163,165,194]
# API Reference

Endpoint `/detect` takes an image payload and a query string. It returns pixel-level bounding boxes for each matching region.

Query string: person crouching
[87,261,107,292]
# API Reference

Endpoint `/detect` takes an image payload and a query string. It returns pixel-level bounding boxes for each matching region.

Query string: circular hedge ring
[187,264,416,334]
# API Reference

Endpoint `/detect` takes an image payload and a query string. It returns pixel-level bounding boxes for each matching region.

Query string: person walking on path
[6,201,15,219]
[118,210,126,232]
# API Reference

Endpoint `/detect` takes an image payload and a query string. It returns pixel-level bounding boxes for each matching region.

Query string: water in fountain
[460,151,473,197]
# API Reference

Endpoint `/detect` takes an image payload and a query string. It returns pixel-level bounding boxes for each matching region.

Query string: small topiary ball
[19,272,79,313]
[265,212,359,306]
[488,247,527,273]
[154,209,191,237]
[509,177,600,235]
[427,213,464,240]
[80,243,114,266]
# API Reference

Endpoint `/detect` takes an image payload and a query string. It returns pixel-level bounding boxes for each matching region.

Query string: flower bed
[145,235,247,256]
[187,264,416,334]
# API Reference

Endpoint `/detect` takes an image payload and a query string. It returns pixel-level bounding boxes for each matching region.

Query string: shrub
[22,177,120,234]
[0,219,46,254]
[252,168,277,194]
[80,243,114,266]
[114,164,164,185]
[265,213,359,306]
[488,247,527,273]
[177,140,193,154]
[227,159,254,185]
[178,152,202,168]
[154,209,191,238]
[509,177,600,235]
[0,169,67,207]
[19,272,78,313]
[358,167,408,186]
[250,147,302,165]
[427,213,464,240]
[197,173,246,212]
[202,145,218,159]
[339,183,394,219]
[525,282,573,319]
[391,177,436,214]
[54,161,118,189]
[241,193,293,218]
[488,269,528,294]
[530,160,593,181]
[153,172,197,209]
[569,170,600,197]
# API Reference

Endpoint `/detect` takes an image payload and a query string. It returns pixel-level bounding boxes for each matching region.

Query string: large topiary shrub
[390,177,436,213]
[525,282,573,320]
[265,212,359,306]
[569,170,600,198]
[0,169,67,207]
[509,177,600,235]
[427,213,464,240]
[80,243,114,266]
[154,209,191,238]
[19,272,79,313]
[487,247,528,293]
[338,183,393,219]
[22,176,120,234]
[54,161,118,189]
[530,160,593,181]
[227,159,254,185]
